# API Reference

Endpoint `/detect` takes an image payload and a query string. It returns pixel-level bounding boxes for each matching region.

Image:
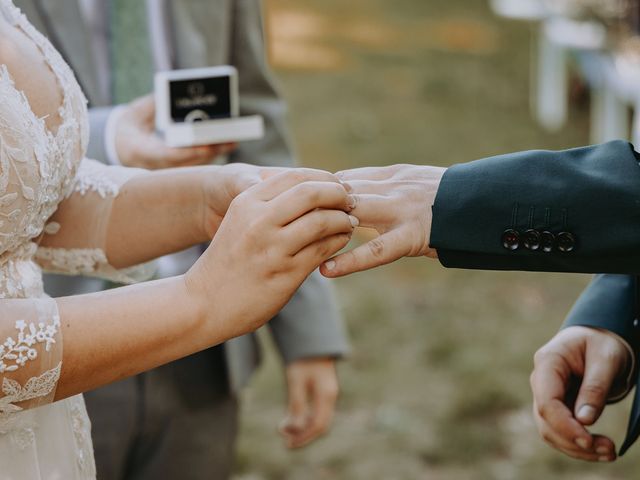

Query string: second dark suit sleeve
[563,274,640,401]
[562,274,640,351]
[562,274,640,455]
[430,141,640,274]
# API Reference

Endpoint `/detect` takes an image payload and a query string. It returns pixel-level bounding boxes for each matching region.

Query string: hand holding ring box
[155,66,265,148]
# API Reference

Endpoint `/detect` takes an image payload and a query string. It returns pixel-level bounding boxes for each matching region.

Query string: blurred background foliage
[233,0,637,478]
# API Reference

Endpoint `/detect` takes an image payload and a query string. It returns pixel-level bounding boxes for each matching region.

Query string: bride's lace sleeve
[0,298,62,415]
[35,159,156,284]
[0,75,66,416]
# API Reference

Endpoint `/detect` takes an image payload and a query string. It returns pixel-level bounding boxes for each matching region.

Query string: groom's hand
[114,94,237,169]
[320,164,446,278]
[280,357,339,449]
[530,326,631,462]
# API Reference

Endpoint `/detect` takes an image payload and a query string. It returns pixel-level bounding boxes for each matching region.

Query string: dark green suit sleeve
[430,141,640,454]
[430,141,640,273]
[562,274,640,456]
[563,274,640,347]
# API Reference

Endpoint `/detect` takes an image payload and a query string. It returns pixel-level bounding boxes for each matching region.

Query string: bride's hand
[186,169,358,340]
[200,163,286,238]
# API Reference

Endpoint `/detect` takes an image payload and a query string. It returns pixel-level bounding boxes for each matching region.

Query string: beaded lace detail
[0,362,61,414]
[0,316,60,373]
[35,247,156,284]
[70,160,121,198]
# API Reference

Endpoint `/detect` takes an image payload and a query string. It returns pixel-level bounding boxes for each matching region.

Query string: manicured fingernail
[347,195,357,209]
[596,446,610,455]
[577,405,597,423]
[324,260,336,271]
[349,215,360,227]
[575,437,590,450]
[599,456,611,462]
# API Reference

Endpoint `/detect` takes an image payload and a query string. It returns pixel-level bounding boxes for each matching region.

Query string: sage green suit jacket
[430,140,640,454]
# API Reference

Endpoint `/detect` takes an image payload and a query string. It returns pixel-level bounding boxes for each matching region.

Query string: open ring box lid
[155,66,264,148]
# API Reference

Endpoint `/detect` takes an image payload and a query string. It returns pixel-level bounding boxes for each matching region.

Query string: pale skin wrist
[182,263,236,341]
[104,168,211,268]
[99,163,262,269]
[54,275,210,400]
[180,273,209,336]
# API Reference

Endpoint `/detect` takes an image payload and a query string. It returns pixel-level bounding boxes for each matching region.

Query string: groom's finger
[530,356,593,451]
[336,166,395,182]
[347,194,397,226]
[574,346,621,426]
[341,180,393,196]
[320,228,407,277]
[535,405,615,462]
[258,166,288,180]
[533,403,593,458]
[591,435,617,461]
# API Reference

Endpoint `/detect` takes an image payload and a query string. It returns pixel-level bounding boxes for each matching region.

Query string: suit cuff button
[557,232,576,253]
[502,229,520,251]
[540,231,555,253]
[523,229,541,251]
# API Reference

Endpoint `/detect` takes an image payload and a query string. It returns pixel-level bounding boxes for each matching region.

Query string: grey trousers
[84,346,238,480]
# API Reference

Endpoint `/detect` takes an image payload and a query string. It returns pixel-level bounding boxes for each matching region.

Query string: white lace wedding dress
[0,1,152,478]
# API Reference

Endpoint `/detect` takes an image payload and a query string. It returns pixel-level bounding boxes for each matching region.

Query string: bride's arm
[2,170,356,410]
[0,72,355,415]
[36,160,267,281]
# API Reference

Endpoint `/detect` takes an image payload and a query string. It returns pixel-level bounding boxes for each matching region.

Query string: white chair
[587,54,629,142]
[536,16,607,132]
[613,50,640,144]
[490,0,547,20]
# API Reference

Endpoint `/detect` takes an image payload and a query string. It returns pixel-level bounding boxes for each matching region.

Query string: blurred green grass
[233,1,638,478]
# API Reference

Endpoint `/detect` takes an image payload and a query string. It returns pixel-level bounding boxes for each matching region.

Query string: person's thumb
[574,343,623,426]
